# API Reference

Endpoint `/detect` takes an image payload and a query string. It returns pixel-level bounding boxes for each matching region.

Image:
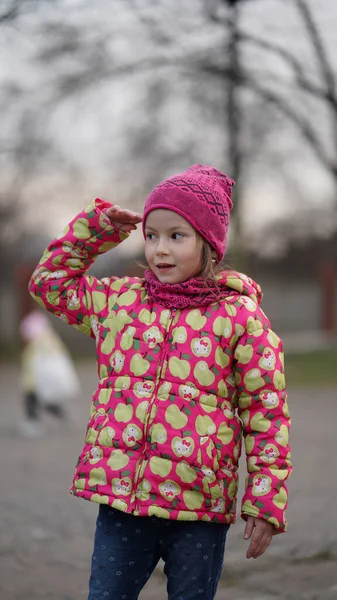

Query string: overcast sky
[1,0,337,255]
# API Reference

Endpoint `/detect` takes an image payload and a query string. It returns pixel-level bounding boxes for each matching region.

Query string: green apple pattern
[28,197,292,531]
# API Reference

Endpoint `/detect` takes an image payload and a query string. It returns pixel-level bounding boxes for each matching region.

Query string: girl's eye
[172,232,184,240]
[146,233,156,240]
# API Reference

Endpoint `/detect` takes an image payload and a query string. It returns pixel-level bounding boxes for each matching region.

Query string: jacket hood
[217,270,263,305]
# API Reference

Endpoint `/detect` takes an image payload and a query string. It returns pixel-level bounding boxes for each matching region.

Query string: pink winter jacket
[29,198,291,531]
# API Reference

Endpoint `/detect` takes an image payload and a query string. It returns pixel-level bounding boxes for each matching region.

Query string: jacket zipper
[131,308,177,509]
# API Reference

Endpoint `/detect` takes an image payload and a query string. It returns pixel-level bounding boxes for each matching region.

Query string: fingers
[244,516,254,541]
[119,224,138,233]
[245,519,273,559]
[253,533,271,559]
[246,530,272,559]
[105,205,143,224]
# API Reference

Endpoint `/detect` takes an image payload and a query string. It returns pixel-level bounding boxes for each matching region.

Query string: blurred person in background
[19,309,79,437]
[28,165,291,600]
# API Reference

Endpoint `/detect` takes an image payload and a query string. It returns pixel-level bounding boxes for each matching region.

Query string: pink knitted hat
[142,164,235,261]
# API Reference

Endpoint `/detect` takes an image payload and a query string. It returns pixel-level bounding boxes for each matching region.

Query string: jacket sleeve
[233,308,292,533]
[28,198,130,338]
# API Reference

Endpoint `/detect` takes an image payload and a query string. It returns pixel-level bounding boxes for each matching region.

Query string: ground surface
[1,361,336,600]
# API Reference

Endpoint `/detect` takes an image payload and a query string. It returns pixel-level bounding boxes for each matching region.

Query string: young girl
[19,309,79,436]
[29,165,291,600]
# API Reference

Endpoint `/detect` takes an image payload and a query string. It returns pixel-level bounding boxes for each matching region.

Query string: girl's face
[144,209,203,284]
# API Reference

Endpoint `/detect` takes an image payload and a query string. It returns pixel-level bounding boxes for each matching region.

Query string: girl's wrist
[101,209,117,230]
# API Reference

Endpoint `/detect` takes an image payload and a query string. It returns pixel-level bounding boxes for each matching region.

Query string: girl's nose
[156,237,169,255]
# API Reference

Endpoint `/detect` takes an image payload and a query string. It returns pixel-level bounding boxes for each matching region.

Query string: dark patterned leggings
[88,505,230,600]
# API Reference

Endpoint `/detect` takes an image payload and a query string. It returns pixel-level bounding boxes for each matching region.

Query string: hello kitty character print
[29,197,292,532]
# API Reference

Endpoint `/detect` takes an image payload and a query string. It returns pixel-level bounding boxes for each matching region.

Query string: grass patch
[2,344,337,388]
[285,347,337,387]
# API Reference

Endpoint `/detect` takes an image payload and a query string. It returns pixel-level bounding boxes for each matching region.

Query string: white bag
[33,352,80,405]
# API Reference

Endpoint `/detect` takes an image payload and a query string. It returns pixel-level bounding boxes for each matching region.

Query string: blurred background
[1,1,337,599]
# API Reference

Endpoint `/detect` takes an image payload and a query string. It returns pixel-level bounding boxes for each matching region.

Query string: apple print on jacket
[195,415,216,436]
[201,466,216,492]
[110,310,133,336]
[183,490,204,510]
[275,424,289,447]
[234,343,253,365]
[66,289,81,310]
[29,198,291,532]
[98,426,116,447]
[143,326,163,348]
[221,401,235,419]
[176,461,198,484]
[135,400,150,423]
[165,405,188,429]
[133,381,154,399]
[114,375,131,391]
[107,449,130,471]
[139,308,156,325]
[260,390,280,408]
[185,309,207,331]
[272,486,287,510]
[110,350,125,373]
[130,354,151,376]
[237,296,257,312]
[120,326,136,351]
[114,403,134,423]
[159,480,181,502]
[150,423,167,444]
[172,326,188,344]
[116,290,138,307]
[213,316,232,338]
[210,497,225,513]
[215,345,230,369]
[89,315,100,338]
[136,479,152,500]
[243,368,265,392]
[89,447,103,464]
[258,348,276,371]
[274,370,286,390]
[89,467,107,487]
[122,424,142,447]
[178,384,198,401]
[172,436,195,458]
[260,443,279,464]
[169,356,191,380]
[252,474,272,496]
[149,456,172,477]
[191,337,212,358]
[194,361,215,386]
[199,395,217,414]
[267,330,281,348]
[112,477,132,496]
[158,381,172,400]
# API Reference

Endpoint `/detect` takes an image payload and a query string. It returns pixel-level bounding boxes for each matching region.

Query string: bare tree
[1,0,336,268]
[203,0,337,189]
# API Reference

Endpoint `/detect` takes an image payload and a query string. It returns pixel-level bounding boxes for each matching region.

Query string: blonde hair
[196,235,228,281]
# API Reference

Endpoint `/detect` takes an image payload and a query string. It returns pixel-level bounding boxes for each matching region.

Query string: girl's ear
[211,252,217,264]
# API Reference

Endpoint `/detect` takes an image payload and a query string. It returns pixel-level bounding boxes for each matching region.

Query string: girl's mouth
[157,264,175,271]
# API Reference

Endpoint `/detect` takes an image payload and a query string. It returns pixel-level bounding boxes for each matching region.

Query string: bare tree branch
[0,1,19,23]
[243,73,336,176]
[238,33,332,103]
[294,0,337,102]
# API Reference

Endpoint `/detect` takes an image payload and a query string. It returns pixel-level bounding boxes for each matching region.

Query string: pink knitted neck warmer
[144,269,231,309]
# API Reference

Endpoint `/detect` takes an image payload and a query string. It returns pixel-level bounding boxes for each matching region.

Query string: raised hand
[244,516,274,559]
[105,205,143,233]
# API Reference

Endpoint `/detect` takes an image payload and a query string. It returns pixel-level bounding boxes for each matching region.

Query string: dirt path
[1,362,336,599]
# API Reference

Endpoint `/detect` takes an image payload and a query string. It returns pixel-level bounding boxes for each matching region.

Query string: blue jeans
[88,506,230,600]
